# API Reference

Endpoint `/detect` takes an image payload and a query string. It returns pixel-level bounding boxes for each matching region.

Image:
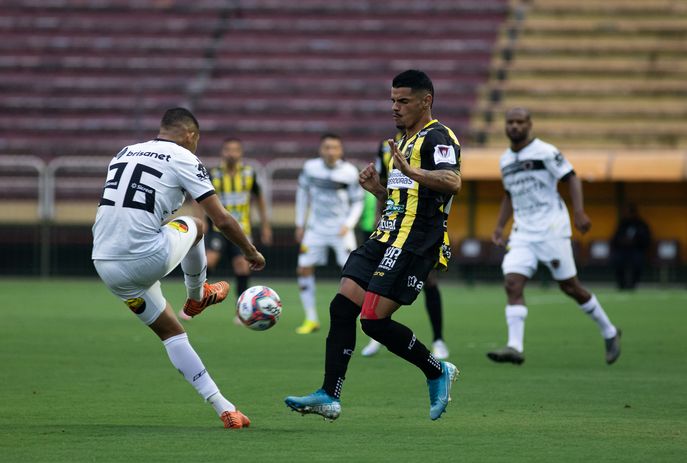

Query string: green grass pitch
[1,278,686,462]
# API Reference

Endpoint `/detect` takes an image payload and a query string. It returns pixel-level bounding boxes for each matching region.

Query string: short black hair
[505,107,531,121]
[392,70,434,98]
[161,107,200,131]
[320,132,342,142]
[223,137,242,144]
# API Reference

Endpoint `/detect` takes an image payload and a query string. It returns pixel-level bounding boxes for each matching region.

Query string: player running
[92,108,265,429]
[487,107,621,365]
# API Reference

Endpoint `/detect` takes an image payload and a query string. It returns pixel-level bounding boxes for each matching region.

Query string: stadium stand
[461,0,687,274]
[471,0,687,148]
[0,0,509,161]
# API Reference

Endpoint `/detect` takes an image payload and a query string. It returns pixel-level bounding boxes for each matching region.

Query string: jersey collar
[154,137,183,147]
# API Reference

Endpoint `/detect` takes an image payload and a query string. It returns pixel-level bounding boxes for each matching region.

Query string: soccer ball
[236,286,282,331]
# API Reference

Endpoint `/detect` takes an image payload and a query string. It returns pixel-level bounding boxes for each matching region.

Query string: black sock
[361,317,442,380]
[236,275,249,299]
[424,284,443,342]
[322,294,361,399]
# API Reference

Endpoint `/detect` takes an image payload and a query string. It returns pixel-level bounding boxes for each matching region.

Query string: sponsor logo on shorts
[441,243,452,260]
[125,297,146,315]
[373,271,385,277]
[407,275,424,292]
[551,259,560,269]
[379,246,402,271]
[168,219,189,233]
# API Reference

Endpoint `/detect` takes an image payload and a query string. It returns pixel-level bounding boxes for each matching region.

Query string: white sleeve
[294,170,309,227]
[175,153,215,201]
[543,147,574,180]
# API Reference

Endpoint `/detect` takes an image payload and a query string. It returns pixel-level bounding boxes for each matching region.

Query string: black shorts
[206,230,242,260]
[342,239,436,306]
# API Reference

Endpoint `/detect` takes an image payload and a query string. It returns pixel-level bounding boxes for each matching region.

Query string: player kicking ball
[92,108,265,428]
[487,107,621,366]
[285,70,461,421]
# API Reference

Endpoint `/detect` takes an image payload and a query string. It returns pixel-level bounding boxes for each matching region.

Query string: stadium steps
[471,0,687,149]
[194,1,509,159]
[0,0,510,160]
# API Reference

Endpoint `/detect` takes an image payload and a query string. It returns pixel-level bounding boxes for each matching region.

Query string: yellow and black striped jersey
[209,163,261,234]
[375,131,404,186]
[370,120,460,268]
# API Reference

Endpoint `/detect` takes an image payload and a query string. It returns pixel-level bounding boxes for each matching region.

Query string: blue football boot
[285,389,341,420]
[427,361,459,420]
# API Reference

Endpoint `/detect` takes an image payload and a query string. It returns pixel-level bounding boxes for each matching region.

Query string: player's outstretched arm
[359,162,387,202]
[564,173,591,234]
[388,139,461,195]
[199,194,265,270]
[492,194,514,246]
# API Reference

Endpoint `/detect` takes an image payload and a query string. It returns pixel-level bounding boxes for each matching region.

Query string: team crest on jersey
[403,143,414,159]
[168,219,189,233]
[433,145,457,165]
[125,297,146,315]
[196,163,210,180]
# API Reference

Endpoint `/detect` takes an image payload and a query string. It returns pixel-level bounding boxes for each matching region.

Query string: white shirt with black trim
[499,138,574,242]
[92,139,214,260]
[295,158,363,235]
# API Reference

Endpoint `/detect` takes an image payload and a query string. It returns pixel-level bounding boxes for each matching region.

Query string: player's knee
[360,291,382,320]
[329,293,361,326]
[504,276,524,297]
[297,266,314,277]
[360,317,391,340]
[190,217,205,240]
[558,279,577,297]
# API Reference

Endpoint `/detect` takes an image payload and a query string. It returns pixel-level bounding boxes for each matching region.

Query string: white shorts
[93,216,199,325]
[298,229,357,268]
[502,237,577,281]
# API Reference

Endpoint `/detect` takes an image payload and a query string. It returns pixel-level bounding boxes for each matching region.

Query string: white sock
[298,275,318,322]
[505,304,528,352]
[182,238,207,301]
[208,391,236,415]
[163,333,219,400]
[579,294,617,339]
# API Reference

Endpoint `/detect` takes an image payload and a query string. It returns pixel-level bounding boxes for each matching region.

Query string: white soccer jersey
[92,139,215,260]
[500,138,574,241]
[295,158,363,235]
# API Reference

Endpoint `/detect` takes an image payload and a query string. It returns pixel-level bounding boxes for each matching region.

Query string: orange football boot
[181,281,230,318]
[220,410,251,429]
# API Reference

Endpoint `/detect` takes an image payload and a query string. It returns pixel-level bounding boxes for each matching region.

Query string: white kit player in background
[487,107,621,365]
[294,133,364,334]
[92,108,265,429]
